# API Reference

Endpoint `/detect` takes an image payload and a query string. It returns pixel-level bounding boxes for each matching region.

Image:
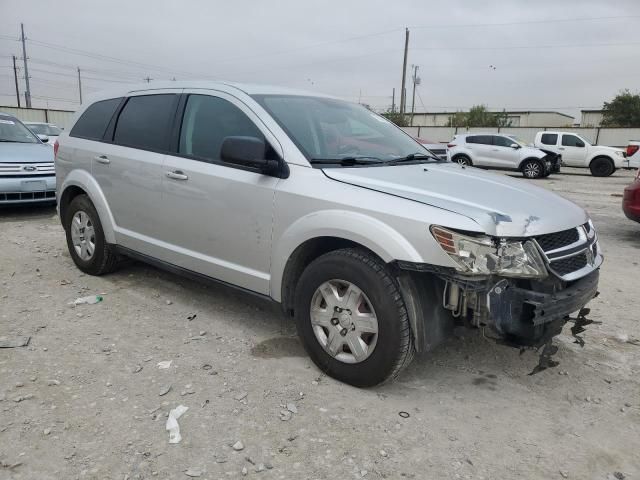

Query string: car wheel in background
[64,194,119,275]
[453,155,472,166]
[522,159,544,179]
[590,157,615,177]
[294,248,414,387]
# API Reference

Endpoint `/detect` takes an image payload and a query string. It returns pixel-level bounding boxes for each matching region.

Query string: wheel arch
[588,154,614,168]
[58,170,116,243]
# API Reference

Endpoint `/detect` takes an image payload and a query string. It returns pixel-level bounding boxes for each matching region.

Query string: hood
[521,146,547,158]
[0,142,54,163]
[323,162,588,237]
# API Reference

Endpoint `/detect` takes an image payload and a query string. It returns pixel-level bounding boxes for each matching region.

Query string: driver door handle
[166,170,188,181]
[95,155,110,165]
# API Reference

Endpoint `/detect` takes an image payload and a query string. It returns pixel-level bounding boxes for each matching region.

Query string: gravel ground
[1,167,639,480]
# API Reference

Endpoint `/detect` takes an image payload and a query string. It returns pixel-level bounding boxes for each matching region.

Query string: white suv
[55,82,601,386]
[447,133,560,178]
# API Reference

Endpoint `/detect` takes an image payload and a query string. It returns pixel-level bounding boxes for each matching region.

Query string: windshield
[507,135,532,147]
[252,95,432,165]
[0,117,40,143]
[27,123,62,136]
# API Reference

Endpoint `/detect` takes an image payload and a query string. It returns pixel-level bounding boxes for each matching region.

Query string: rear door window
[113,94,178,151]
[540,133,558,145]
[70,98,122,140]
[466,135,492,145]
[561,134,585,147]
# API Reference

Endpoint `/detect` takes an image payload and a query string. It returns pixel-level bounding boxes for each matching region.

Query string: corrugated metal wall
[0,106,76,130]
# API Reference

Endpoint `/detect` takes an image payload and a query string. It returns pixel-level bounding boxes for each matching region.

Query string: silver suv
[56,82,602,386]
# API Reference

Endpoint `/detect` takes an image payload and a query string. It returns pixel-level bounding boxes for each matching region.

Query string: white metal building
[410,110,575,128]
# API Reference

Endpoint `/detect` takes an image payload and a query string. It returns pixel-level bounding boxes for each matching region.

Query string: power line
[409,15,640,29]
[411,41,640,52]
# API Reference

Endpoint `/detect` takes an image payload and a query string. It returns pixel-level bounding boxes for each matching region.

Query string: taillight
[636,169,640,180]
[447,143,456,148]
[53,140,59,159]
[627,144,639,157]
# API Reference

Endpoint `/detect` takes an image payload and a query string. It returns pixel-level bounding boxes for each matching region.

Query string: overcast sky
[1,0,639,121]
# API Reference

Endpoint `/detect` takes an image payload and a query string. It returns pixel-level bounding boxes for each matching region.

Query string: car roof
[81,80,339,104]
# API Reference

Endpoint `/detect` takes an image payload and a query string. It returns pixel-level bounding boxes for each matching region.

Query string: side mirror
[38,134,49,143]
[510,143,520,149]
[221,136,280,174]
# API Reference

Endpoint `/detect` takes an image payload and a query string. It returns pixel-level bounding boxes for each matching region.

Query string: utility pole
[77,67,83,104]
[12,55,21,107]
[391,88,395,113]
[20,23,32,108]
[399,28,409,115]
[410,65,420,126]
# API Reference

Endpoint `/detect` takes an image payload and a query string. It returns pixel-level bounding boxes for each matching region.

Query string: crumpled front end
[397,222,602,351]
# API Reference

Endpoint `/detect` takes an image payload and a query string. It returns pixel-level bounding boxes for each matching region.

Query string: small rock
[29,376,37,382]
[286,403,298,414]
[234,392,248,401]
[215,456,227,464]
[614,473,625,480]
[379,450,388,457]
[47,379,60,386]
[255,463,266,472]
[279,410,292,421]
[15,382,24,388]
[241,467,248,476]
[560,470,568,478]
[360,470,368,477]
[233,440,244,451]
[166,300,173,305]
[312,381,318,385]
[199,331,206,336]
[624,402,631,407]
[184,468,202,477]
[132,365,143,374]
[43,428,51,436]
[264,462,273,470]
[159,385,172,396]
[106,382,112,387]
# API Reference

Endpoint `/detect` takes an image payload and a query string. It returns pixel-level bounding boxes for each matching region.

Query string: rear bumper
[623,181,640,222]
[0,175,57,204]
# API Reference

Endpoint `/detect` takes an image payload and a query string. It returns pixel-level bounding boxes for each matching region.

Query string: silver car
[55,82,602,386]
[0,112,56,204]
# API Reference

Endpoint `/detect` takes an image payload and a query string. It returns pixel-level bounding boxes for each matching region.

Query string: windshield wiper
[309,156,383,166]
[384,153,440,165]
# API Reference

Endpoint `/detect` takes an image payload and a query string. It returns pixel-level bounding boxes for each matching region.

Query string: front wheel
[522,159,545,179]
[294,248,414,387]
[590,157,615,177]
[453,155,472,166]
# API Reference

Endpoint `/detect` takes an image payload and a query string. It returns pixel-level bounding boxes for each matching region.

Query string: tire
[294,248,414,387]
[64,194,119,276]
[453,155,472,166]
[521,159,545,179]
[590,157,615,177]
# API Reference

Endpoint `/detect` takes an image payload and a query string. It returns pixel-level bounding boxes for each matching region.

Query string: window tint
[466,135,492,145]
[113,94,177,151]
[493,136,516,147]
[540,133,558,145]
[70,98,121,140]
[179,95,264,163]
[562,134,585,147]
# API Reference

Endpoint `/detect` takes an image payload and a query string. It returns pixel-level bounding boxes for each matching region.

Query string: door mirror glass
[221,136,267,168]
[37,134,49,143]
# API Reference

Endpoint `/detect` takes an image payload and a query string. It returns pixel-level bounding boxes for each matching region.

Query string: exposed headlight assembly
[431,226,547,278]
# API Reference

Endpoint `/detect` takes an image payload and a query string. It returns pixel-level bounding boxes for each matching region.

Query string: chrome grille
[534,223,600,281]
[0,162,55,177]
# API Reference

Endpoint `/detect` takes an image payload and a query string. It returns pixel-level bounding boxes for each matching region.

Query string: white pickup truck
[534,131,627,177]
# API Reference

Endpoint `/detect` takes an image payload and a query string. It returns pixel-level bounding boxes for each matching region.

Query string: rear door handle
[95,155,110,165]
[166,170,188,181]
[559,147,565,150]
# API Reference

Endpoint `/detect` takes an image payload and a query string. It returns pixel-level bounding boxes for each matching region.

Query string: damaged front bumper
[396,262,599,352]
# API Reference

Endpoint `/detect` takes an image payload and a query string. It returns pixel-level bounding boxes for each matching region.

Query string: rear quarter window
[70,98,122,140]
[540,133,558,145]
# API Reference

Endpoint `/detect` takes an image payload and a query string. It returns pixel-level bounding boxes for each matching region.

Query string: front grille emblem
[22,165,37,172]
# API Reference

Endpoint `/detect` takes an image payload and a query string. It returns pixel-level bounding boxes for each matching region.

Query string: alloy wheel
[70,211,96,261]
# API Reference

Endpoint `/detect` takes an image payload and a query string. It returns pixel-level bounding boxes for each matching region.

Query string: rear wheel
[522,159,544,179]
[294,248,414,387]
[64,194,119,275]
[590,157,615,177]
